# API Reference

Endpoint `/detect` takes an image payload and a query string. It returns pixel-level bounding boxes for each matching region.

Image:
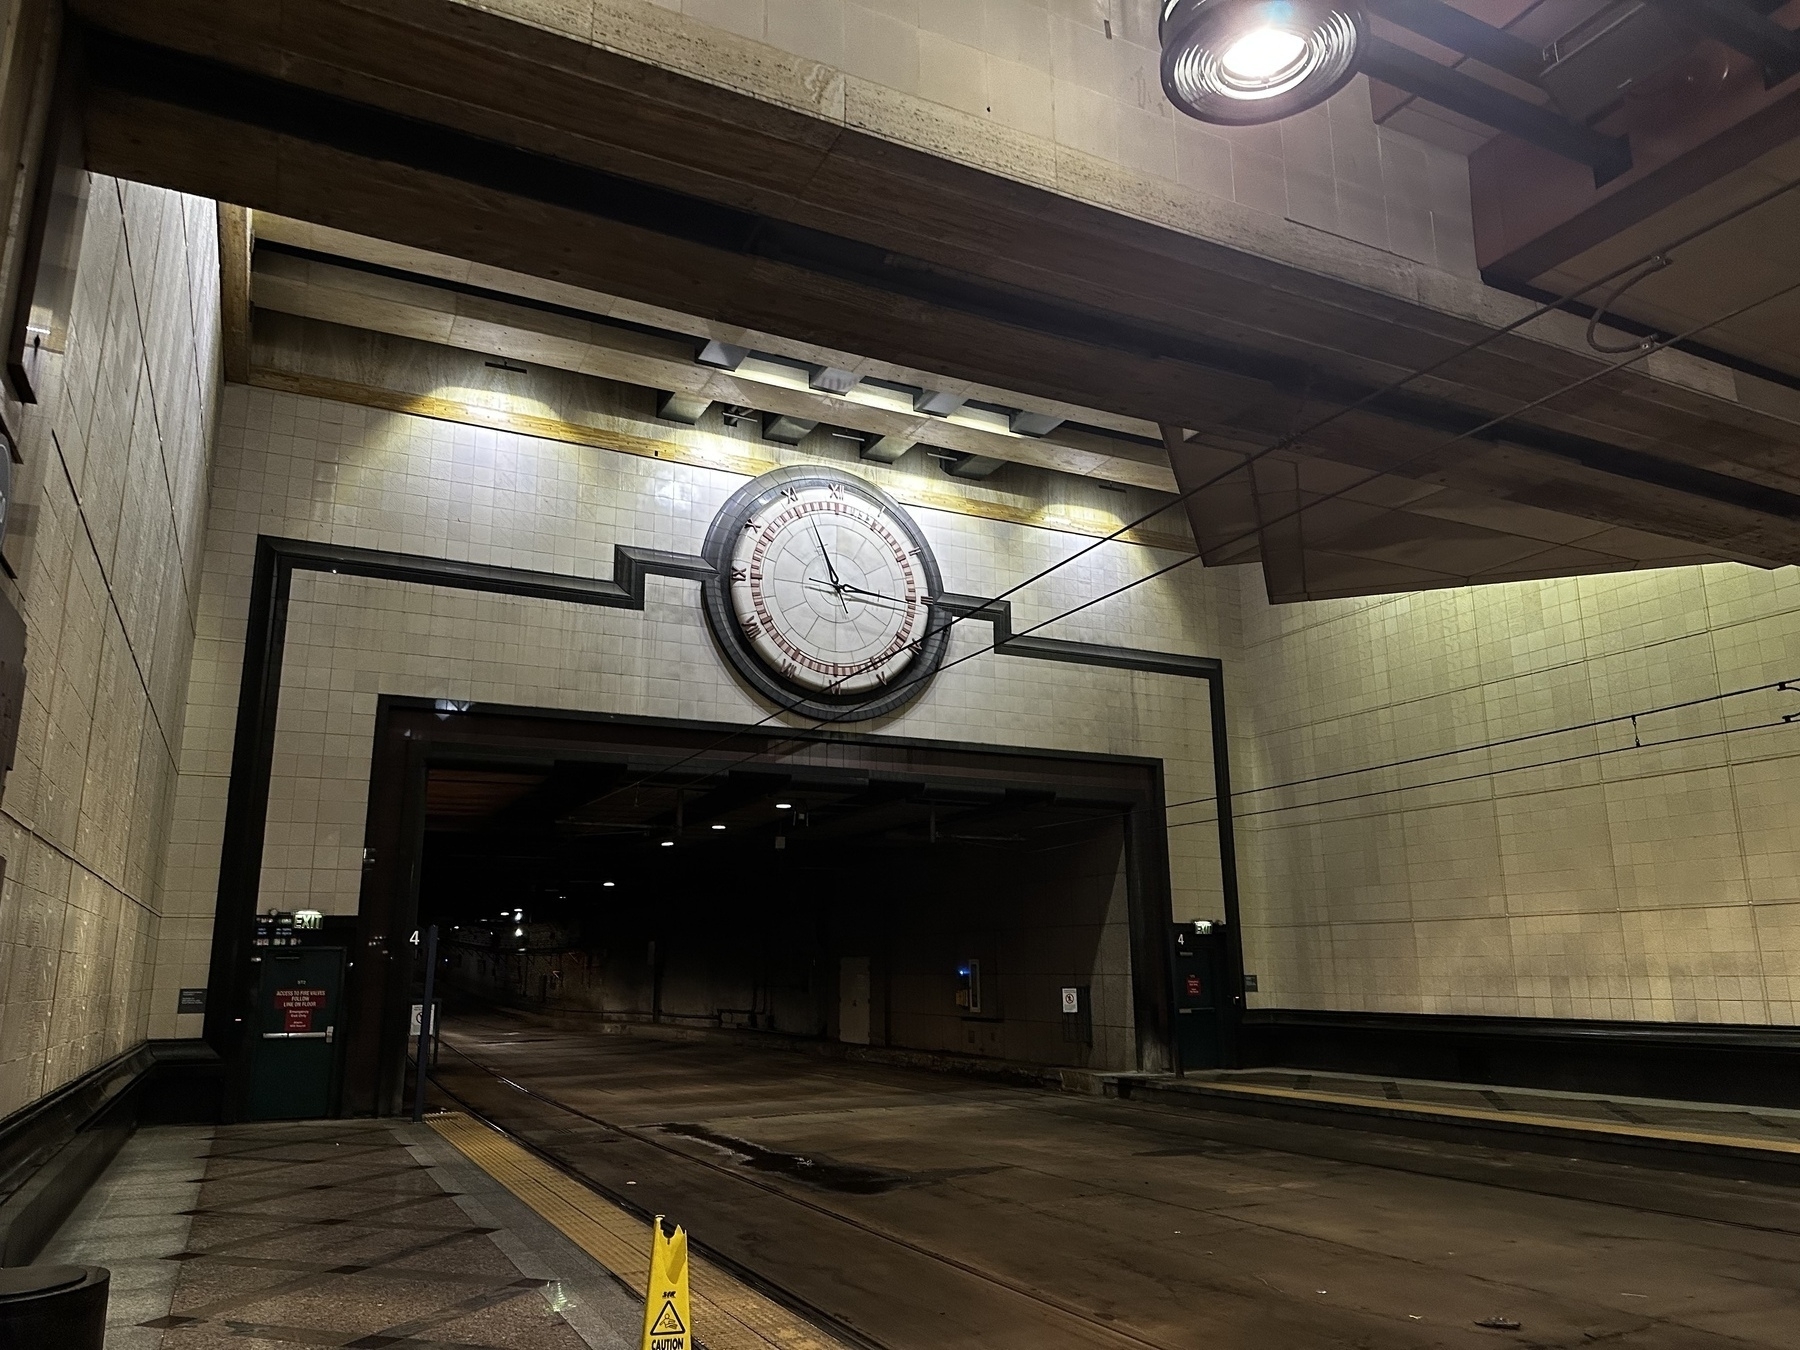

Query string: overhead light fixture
[660,839,675,848]
[776,802,794,811]
[603,881,616,888]
[1160,0,1366,126]
[711,824,727,831]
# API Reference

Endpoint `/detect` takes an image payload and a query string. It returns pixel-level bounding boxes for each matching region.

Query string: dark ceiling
[419,763,1129,922]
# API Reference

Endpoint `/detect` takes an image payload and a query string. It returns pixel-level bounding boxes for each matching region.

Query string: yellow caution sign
[640,1216,691,1350]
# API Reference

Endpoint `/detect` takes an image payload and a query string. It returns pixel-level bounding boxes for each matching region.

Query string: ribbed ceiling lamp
[1160,0,1369,126]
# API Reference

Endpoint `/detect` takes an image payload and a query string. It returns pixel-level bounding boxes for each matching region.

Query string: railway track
[429,1034,1182,1350]
[425,1014,1800,1350]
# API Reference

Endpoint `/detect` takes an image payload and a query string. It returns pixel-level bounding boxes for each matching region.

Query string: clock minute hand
[809,519,849,613]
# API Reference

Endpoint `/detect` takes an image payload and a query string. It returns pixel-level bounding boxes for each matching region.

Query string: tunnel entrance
[425,768,1135,1056]
[344,699,1179,1116]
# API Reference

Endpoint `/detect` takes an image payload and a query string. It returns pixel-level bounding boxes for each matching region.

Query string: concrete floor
[432,1007,1800,1350]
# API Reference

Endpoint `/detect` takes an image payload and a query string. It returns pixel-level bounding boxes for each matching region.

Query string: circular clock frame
[701,466,949,722]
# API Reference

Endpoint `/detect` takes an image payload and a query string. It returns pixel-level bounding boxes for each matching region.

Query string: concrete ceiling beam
[858,435,913,465]
[71,0,1789,459]
[244,221,1165,448]
[807,365,859,395]
[248,251,1180,490]
[761,412,817,445]
[75,5,1800,576]
[944,454,1008,481]
[913,390,964,417]
[1009,410,1066,437]
[656,391,712,425]
[697,340,748,371]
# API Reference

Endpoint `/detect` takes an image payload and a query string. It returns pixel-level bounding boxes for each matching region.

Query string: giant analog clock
[701,466,948,721]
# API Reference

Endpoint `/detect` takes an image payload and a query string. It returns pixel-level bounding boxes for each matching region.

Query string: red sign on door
[274,987,327,1032]
[1185,974,1203,999]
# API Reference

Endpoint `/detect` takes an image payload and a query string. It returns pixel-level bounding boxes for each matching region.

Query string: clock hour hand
[838,582,911,606]
[810,581,911,614]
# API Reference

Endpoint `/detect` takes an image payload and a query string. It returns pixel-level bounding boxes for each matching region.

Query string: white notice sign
[1061,987,1080,1014]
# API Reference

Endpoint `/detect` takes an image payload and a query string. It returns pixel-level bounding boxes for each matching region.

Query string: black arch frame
[202,535,1244,1112]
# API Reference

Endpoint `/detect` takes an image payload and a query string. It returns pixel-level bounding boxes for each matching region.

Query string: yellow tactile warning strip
[427,1111,850,1350]
[1166,1081,1800,1157]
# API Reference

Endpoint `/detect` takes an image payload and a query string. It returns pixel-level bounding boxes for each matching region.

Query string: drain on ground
[658,1123,909,1194]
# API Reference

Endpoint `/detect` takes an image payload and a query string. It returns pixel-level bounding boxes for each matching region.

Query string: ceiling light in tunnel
[1221,26,1306,79]
[776,802,794,810]
[711,824,727,831]
[1160,0,1366,126]
[603,881,616,888]
[660,839,675,848]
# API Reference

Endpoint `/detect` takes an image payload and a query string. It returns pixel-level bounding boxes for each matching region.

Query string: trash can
[0,1264,108,1349]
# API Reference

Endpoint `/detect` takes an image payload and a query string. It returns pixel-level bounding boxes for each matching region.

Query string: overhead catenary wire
[562,172,1800,818]
[1149,269,1800,603]
[1155,676,1800,815]
[994,679,1800,845]
[847,231,1800,721]
[1163,713,1799,830]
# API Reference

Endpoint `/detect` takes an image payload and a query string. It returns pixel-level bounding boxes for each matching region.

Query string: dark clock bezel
[701,465,949,722]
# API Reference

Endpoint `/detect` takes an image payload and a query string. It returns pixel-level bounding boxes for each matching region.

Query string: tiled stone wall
[1233,564,1800,1024]
[149,385,1232,1039]
[0,178,220,1114]
[473,0,1477,285]
[659,0,1476,273]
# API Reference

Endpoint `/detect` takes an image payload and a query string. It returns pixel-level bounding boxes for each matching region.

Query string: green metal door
[247,947,345,1119]
[1173,922,1224,1073]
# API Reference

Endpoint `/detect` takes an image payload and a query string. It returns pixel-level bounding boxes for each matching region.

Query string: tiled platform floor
[45,1119,643,1349]
[43,1126,210,1350]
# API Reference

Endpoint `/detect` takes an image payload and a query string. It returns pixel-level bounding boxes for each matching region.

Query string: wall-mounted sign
[702,466,948,722]
[178,988,207,1014]
[1061,987,1081,1015]
[273,987,326,1033]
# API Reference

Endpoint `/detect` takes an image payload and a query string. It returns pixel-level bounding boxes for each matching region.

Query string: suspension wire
[1163,715,1799,830]
[861,249,1800,744]
[792,258,1800,731]
[1146,270,1800,597]
[1155,677,1800,814]
[564,175,1800,816]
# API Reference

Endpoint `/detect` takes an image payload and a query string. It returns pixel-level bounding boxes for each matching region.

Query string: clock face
[702,467,948,720]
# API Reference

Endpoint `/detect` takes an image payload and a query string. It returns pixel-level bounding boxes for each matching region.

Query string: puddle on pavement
[657,1123,910,1194]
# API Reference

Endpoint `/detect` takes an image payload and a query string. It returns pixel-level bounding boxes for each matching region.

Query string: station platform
[1113,1067,1800,1177]
[36,1118,650,1350]
[30,1013,1800,1349]
[35,1109,850,1350]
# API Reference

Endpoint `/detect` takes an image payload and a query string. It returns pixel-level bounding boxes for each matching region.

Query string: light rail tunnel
[387,715,1800,1350]
[363,697,1189,1116]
